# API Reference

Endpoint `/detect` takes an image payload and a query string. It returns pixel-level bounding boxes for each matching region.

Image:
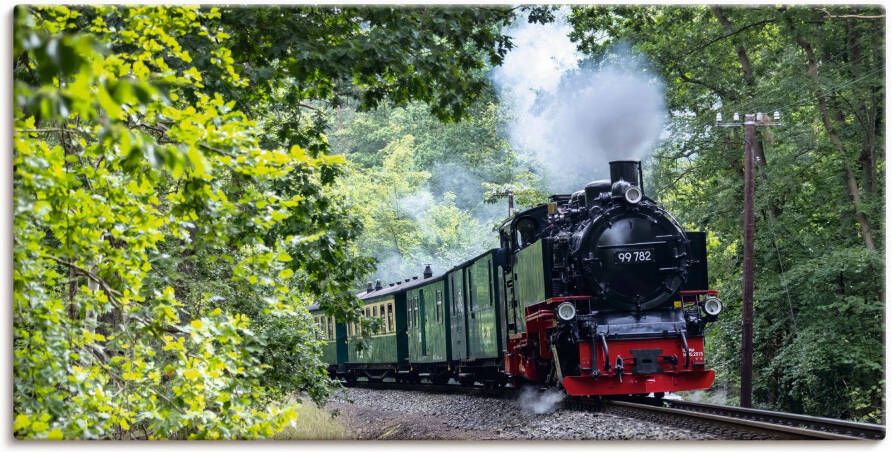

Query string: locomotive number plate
[614,248,655,264]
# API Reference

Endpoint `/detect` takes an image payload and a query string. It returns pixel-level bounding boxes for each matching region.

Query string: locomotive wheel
[483,380,502,389]
[507,376,523,389]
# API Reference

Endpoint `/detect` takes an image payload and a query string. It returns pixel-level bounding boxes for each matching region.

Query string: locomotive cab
[500,204,549,253]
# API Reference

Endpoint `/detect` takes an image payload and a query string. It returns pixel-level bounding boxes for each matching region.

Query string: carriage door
[450,271,467,360]
[419,290,427,356]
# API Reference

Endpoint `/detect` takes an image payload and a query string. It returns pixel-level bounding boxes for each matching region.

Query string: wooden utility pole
[741,114,756,409]
[716,111,780,408]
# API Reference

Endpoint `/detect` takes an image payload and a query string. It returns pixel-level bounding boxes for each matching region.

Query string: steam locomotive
[310,160,721,397]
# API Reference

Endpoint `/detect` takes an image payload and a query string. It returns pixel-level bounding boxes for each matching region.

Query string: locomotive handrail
[596,240,668,249]
[679,330,691,368]
[599,333,610,371]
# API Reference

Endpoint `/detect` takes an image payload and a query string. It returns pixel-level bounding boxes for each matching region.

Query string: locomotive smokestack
[609,160,642,188]
[609,160,645,202]
[375,279,382,290]
[366,281,373,293]
[423,264,433,278]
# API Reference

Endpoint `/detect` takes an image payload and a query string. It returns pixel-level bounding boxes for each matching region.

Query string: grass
[273,400,352,440]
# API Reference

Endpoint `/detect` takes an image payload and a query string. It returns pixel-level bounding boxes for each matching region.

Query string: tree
[13,5,523,438]
[328,91,548,284]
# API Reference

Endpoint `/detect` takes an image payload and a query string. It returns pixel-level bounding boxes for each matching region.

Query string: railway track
[588,398,884,440]
[663,399,884,439]
[348,379,884,440]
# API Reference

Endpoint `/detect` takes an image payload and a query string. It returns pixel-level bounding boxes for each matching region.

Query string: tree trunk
[791,27,876,251]
[845,18,878,198]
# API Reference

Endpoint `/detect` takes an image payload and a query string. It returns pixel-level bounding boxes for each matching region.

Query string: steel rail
[662,399,885,440]
[346,379,884,440]
[601,400,859,440]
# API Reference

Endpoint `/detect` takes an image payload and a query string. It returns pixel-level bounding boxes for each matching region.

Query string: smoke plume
[493,12,667,193]
[518,386,566,414]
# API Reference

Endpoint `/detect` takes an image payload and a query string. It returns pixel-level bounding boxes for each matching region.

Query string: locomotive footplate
[561,370,715,397]
[630,349,662,374]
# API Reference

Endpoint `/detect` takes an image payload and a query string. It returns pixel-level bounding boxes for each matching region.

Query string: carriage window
[387,303,394,332]
[469,271,475,311]
[488,266,493,306]
[435,290,442,323]
[451,277,457,313]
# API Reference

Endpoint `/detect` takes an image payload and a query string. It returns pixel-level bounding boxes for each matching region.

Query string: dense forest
[13,5,883,439]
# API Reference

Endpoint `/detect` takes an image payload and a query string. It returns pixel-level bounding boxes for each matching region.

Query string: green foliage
[569,5,884,420]
[216,6,516,125]
[335,135,492,282]
[14,4,519,439]
[329,95,547,283]
[14,5,309,438]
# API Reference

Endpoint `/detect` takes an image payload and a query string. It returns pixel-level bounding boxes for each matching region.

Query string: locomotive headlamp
[703,297,723,316]
[557,302,576,321]
[624,186,643,204]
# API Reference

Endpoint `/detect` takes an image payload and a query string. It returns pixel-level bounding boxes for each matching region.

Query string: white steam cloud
[494,12,667,193]
[518,386,566,414]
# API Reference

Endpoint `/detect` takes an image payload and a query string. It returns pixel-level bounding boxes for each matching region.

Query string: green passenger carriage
[448,250,505,383]
[309,305,346,373]
[405,275,452,382]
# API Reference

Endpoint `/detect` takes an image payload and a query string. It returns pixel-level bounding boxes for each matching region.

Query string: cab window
[515,217,538,246]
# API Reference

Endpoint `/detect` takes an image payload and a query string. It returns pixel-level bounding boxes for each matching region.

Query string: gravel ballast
[324,387,715,440]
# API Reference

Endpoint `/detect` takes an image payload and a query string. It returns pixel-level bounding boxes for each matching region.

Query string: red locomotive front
[504,291,721,397]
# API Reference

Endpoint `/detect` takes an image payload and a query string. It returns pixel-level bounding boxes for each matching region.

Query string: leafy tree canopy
[13,5,522,439]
